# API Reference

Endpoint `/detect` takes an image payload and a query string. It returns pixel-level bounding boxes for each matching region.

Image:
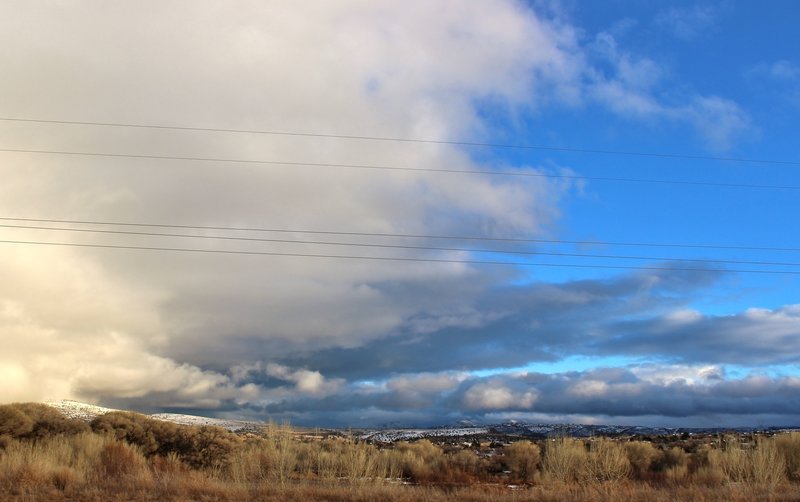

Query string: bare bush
[503,441,540,483]
[708,435,785,486]
[750,437,785,487]
[542,437,589,483]
[776,432,800,481]
[396,439,446,482]
[587,439,630,482]
[624,441,659,478]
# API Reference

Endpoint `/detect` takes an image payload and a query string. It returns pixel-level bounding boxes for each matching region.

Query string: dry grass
[2,403,800,500]
[776,432,800,481]
[707,435,787,489]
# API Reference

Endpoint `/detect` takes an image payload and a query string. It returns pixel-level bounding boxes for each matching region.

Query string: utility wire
[2,216,799,253]
[3,223,800,268]
[2,238,800,275]
[1,116,798,166]
[1,147,799,190]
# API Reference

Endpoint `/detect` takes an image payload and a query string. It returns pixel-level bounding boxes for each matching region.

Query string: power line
[3,223,800,268]
[2,216,799,253]
[1,238,799,275]
[1,116,798,166]
[1,147,799,190]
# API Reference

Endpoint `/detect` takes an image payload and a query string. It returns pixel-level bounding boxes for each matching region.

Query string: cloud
[0,0,580,407]
[750,60,800,81]
[463,380,538,410]
[0,1,765,424]
[264,364,344,396]
[254,365,800,427]
[587,30,750,150]
[655,5,719,41]
[600,304,800,365]
[746,60,800,107]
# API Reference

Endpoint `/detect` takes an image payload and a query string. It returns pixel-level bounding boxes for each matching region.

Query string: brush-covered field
[2,403,800,501]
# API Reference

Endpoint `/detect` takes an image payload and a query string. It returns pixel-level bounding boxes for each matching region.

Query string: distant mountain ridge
[44,400,800,441]
[359,421,800,442]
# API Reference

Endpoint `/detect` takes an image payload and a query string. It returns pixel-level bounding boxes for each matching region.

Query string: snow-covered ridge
[44,400,261,432]
[45,399,117,422]
[149,413,261,432]
[360,427,490,442]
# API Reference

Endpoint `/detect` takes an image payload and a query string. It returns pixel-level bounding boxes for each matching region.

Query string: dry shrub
[180,425,241,470]
[0,403,88,441]
[624,441,659,478]
[99,441,141,478]
[775,432,800,481]
[263,422,298,484]
[708,435,785,486]
[396,440,446,482]
[692,464,727,486]
[750,437,785,487]
[654,446,688,471]
[92,411,242,470]
[337,440,398,482]
[227,443,270,483]
[0,433,113,494]
[50,467,78,491]
[0,406,33,438]
[542,437,588,483]
[708,438,747,482]
[504,441,541,483]
[449,449,483,478]
[586,439,630,482]
[91,412,160,454]
[152,451,187,478]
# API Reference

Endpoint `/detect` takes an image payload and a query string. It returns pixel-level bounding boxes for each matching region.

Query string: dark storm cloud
[255,266,736,380]
[252,367,800,427]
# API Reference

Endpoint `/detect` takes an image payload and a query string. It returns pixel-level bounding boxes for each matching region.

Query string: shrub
[179,425,241,470]
[91,411,241,469]
[503,441,540,483]
[0,403,89,441]
[750,437,785,487]
[708,435,784,486]
[776,432,800,481]
[542,437,588,483]
[624,441,659,478]
[99,442,142,478]
[0,406,33,438]
[396,440,446,482]
[586,439,630,482]
[91,411,160,455]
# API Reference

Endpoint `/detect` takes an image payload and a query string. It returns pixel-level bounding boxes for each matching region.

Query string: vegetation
[1,403,800,501]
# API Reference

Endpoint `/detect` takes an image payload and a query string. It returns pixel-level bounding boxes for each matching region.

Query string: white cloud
[587,31,750,150]
[0,1,758,415]
[655,5,718,41]
[265,363,344,396]
[630,364,725,386]
[463,381,537,410]
[751,60,800,81]
[0,0,580,407]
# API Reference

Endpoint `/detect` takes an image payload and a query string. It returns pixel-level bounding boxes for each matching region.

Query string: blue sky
[0,1,798,428]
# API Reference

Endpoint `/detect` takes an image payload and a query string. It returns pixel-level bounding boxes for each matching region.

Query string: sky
[1,0,799,428]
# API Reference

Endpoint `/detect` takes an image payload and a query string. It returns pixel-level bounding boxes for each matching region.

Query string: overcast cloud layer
[1,1,797,427]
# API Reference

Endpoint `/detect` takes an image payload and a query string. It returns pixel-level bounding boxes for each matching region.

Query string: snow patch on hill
[44,400,261,432]
[45,399,117,422]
